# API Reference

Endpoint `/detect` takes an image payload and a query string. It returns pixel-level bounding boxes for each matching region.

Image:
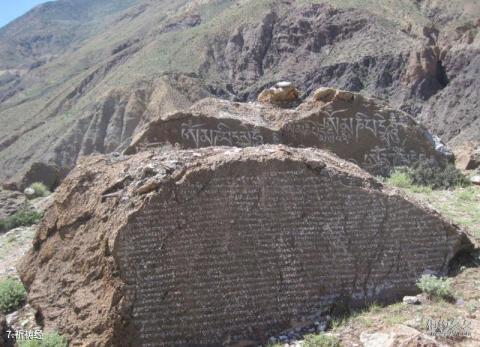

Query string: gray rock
[471,175,480,186]
[23,187,35,199]
[403,296,421,305]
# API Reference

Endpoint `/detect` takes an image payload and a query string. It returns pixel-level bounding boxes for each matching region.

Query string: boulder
[360,325,444,347]
[453,142,480,171]
[471,175,480,186]
[23,188,35,200]
[0,182,17,192]
[126,92,451,176]
[19,146,472,346]
[402,296,421,305]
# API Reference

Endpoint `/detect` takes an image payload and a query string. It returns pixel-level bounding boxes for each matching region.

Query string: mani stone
[125,92,451,176]
[18,145,472,347]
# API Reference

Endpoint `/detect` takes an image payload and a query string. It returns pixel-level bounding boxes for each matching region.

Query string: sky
[0,0,48,28]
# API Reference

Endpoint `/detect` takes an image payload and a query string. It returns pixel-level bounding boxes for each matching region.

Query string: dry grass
[406,185,480,239]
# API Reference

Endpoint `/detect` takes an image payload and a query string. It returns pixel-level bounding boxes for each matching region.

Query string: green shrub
[18,332,68,347]
[416,274,453,301]
[29,182,50,198]
[303,333,341,347]
[387,169,413,188]
[410,160,470,190]
[0,209,43,232]
[0,278,26,314]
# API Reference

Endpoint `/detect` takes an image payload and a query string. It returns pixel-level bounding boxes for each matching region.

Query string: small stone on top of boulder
[257,81,300,105]
[312,87,355,103]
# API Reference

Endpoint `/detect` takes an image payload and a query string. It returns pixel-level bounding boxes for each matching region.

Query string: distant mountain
[0,0,479,188]
[0,0,140,69]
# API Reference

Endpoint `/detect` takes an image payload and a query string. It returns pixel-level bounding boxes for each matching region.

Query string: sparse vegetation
[18,332,68,347]
[417,274,454,301]
[387,169,413,188]
[403,185,480,238]
[303,333,341,347]
[387,161,470,191]
[410,160,470,190]
[29,182,51,198]
[0,209,43,232]
[456,187,476,202]
[0,277,27,314]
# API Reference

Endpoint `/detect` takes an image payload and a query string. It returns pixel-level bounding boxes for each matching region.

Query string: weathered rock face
[126,90,450,176]
[453,142,480,171]
[0,315,14,347]
[19,146,472,347]
[0,189,25,220]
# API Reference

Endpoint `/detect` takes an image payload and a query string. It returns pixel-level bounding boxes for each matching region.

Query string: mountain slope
[0,0,140,70]
[0,0,479,188]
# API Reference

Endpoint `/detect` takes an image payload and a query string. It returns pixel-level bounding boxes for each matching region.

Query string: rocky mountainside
[0,0,479,188]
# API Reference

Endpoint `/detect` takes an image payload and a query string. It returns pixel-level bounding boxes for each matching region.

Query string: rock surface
[360,325,444,347]
[453,142,480,171]
[0,189,25,220]
[471,175,480,186]
[19,145,472,346]
[126,91,450,176]
[0,315,14,347]
[402,296,421,305]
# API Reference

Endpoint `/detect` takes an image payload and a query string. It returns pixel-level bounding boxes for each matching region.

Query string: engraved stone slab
[125,94,451,176]
[19,146,472,347]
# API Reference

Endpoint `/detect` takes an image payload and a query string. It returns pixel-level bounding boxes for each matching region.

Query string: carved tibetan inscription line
[180,121,264,148]
[285,110,404,146]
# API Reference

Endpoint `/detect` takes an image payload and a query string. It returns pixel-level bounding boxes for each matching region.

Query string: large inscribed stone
[19,146,471,346]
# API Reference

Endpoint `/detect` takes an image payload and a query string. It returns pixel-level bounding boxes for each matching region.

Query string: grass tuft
[0,209,43,233]
[29,182,51,198]
[303,333,341,347]
[417,274,454,301]
[0,277,26,314]
[387,169,413,188]
[18,332,68,347]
